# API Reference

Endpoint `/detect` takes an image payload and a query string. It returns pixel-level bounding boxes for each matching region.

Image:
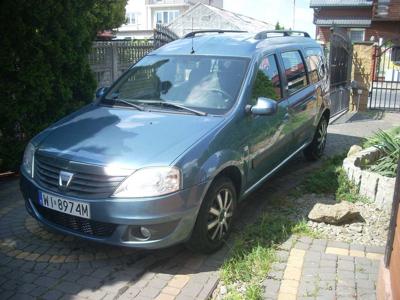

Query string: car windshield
[104,55,249,115]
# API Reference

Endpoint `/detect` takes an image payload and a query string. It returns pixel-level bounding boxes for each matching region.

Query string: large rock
[308,202,362,225]
[347,145,362,157]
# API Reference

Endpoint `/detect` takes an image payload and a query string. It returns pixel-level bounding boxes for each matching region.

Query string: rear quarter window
[281,51,308,95]
[305,47,326,84]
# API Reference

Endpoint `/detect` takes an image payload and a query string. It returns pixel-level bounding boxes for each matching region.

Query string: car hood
[35,105,223,170]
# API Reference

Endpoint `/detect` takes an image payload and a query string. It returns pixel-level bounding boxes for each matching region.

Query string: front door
[245,54,291,187]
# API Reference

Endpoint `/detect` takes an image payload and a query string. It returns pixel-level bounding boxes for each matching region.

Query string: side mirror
[95,87,109,99]
[246,97,277,116]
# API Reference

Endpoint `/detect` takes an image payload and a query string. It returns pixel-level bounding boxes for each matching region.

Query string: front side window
[281,51,308,95]
[251,55,282,104]
[104,55,249,115]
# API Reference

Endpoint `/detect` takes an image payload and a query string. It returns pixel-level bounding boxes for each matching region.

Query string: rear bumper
[20,171,208,249]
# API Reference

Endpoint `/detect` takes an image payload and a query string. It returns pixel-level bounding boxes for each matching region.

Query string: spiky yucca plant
[365,129,400,177]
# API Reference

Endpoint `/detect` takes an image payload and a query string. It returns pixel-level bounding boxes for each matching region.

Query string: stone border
[343,146,395,210]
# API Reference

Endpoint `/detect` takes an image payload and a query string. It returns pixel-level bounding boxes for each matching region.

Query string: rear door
[278,50,317,152]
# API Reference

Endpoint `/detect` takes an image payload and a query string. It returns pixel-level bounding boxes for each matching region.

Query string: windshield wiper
[105,97,144,111]
[139,100,207,116]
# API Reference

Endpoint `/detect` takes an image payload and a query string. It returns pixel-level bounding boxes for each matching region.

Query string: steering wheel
[207,89,233,102]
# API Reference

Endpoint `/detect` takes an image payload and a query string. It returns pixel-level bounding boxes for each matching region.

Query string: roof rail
[184,30,247,38]
[255,30,310,40]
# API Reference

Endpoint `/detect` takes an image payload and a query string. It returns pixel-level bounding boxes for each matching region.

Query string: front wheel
[303,116,328,161]
[186,177,237,254]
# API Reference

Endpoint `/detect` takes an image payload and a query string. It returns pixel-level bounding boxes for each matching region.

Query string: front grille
[35,204,117,238]
[34,153,127,199]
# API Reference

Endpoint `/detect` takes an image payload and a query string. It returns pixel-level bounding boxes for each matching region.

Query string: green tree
[0,0,127,171]
[251,70,278,102]
[275,22,285,30]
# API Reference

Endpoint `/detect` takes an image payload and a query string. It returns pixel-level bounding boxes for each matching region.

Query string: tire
[303,116,328,161]
[186,176,237,254]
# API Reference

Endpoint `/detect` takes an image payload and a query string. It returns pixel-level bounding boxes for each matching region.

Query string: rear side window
[281,51,308,95]
[305,48,326,84]
[251,55,282,103]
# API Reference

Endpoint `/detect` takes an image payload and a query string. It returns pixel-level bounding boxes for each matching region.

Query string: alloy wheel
[207,188,234,241]
[317,119,328,152]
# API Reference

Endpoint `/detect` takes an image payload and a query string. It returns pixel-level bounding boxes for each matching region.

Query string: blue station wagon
[20,30,330,253]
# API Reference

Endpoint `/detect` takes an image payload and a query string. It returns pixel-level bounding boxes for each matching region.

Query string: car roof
[151,32,321,58]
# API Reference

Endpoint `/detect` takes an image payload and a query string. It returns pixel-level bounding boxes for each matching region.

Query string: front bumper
[20,172,208,249]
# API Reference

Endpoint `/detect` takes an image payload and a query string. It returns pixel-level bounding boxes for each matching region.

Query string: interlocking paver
[168,274,190,289]
[180,281,203,297]
[326,247,349,256]
[366,252,384,260]
[338,260,355,271]
[365,245,385,254]
[42,289,64,300]
[327,241,350,250]
[161,286,181,296]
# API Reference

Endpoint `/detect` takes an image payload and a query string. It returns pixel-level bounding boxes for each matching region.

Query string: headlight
[112,166,181,198]
[22,143,35,177]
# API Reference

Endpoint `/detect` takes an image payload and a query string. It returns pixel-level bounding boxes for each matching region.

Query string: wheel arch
[213,165,243,198]
[322,108,330,121]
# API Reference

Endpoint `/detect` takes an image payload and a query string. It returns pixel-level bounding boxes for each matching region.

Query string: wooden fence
[89,24,178,88]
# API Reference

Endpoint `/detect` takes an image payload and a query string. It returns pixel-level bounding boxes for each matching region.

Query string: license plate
[38,191,91,219]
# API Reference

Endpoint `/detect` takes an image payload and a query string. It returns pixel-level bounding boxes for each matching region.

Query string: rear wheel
[186,177,237,254]
[304,116,328,161]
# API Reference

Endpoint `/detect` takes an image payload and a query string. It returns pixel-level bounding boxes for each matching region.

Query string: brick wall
[316,21,400,44]
[317,7,372,18]
[365,21,400,41]
[373,0,400,20]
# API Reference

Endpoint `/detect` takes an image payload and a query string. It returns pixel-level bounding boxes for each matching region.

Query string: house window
[126,12,137,25]
[349,29,365,42]
[155,10,179,24]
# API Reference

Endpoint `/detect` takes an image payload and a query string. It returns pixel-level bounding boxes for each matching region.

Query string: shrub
[0,0,127,172]
[364,127,400,177]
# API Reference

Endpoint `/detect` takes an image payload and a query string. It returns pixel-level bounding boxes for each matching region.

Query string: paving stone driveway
[0,112,398,300]
[263,237,384,300]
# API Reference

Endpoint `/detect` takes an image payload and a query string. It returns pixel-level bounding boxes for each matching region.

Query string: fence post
[111,43,119,83]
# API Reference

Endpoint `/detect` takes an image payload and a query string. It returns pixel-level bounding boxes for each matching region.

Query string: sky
[224,0,316,37]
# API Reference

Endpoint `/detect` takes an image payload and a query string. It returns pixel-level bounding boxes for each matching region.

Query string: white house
[167,3,274,37]
[116,0,223,39]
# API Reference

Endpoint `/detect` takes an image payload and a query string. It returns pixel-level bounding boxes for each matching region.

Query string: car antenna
[191,17,195,54]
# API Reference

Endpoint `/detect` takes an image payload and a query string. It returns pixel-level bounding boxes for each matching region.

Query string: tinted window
[305,48,326,84]
[281,51,308,94]
[105,55,249,115]
[251,55,282,104]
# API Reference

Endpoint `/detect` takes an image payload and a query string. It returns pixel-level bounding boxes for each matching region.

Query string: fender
[199,149,245,185]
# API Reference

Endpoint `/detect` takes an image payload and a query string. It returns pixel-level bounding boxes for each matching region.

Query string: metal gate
[328,28,352,117]
[370,41,400,110]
